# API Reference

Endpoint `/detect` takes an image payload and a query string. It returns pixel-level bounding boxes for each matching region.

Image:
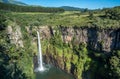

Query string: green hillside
[0,0,27,5]
[60,6,85,11]
[0,2,64,13]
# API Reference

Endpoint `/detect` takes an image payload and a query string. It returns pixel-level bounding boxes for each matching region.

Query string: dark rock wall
[40,26,120,52]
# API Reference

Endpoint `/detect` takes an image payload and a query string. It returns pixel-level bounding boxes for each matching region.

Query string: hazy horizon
[15,0,120,9]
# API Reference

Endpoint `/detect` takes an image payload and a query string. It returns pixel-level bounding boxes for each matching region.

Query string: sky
[18,0,120,9]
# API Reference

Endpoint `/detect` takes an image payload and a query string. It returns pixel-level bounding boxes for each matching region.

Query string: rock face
[7,25,120,79]
[7,26,23,47]
[37,26,120,79]
[39,26,120,52]
[61,27,120,52]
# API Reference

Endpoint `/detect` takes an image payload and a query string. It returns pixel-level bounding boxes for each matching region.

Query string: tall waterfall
[37,31,44,71]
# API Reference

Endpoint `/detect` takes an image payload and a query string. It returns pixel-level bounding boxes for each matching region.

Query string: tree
[0,11,7,30]
[105,7,120,20]
[109,50,120,79]
[88,11,94,19]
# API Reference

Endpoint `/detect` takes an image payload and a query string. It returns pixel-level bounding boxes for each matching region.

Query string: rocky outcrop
[38,26,120,52]
[7,26,23,47]
[60,27,120,52]
[7,25,120,52]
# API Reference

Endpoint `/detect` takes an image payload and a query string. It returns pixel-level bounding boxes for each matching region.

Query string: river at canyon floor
[36,65,74,79]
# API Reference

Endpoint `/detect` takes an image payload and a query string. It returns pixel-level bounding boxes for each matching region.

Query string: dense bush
[104,6,120,20]
[109,50,120,79]
[0,14,34,79]
[0,11,7,30]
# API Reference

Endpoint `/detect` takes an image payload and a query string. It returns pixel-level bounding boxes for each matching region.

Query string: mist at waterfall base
[35,31,74,79]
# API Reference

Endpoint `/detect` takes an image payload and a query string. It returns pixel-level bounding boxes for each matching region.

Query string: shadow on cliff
[87,27,99,51]
[33,54,38,70]
[111,28,120,50]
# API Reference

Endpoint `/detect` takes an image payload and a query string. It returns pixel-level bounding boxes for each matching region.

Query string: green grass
[4,11,120,29]
[9,11,87,27]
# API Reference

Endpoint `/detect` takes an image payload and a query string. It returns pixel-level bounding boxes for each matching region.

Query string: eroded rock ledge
[39,26,120,52]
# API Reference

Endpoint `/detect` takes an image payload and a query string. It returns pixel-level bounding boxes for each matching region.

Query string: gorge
[0,5,120,79]
[35,31,75,79]
[6,25,120,79]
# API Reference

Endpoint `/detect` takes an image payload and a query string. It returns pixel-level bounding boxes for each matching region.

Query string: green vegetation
[109,50,120,79]
[42,29,120,79]
[0,4,120,79]
[104,6,120,20]
[0,12,35,79]
[59,6,85,11]
[1,6,120,29]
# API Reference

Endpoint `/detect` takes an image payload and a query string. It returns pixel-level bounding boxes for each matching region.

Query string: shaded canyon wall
[7,25,120,79]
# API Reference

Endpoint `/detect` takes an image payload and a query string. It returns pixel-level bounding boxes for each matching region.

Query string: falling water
[35,31,75,79]
[37,31,44,71]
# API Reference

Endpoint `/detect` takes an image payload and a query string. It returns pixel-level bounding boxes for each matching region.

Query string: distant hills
[0,2,64,13]
[0,0,27,5]
[0,0,87,11]
[59,6,86,11]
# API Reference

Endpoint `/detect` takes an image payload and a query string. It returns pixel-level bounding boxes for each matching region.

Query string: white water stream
[37,31,44,71]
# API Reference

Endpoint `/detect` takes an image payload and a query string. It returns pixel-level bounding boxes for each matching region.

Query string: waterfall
[37,31,44,71]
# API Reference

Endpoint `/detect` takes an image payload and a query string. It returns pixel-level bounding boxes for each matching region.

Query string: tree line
[0,2,64,13]
[103,6,120,20]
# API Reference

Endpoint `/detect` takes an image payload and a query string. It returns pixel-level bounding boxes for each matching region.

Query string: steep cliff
[7,25,24,47]
[36,26,120,52]
[37,26,120,79]
[6,25,120,79]
[60,27,120,52]
[7,26,120,52]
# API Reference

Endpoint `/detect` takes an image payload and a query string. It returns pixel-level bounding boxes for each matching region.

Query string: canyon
[7,25,120,79]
